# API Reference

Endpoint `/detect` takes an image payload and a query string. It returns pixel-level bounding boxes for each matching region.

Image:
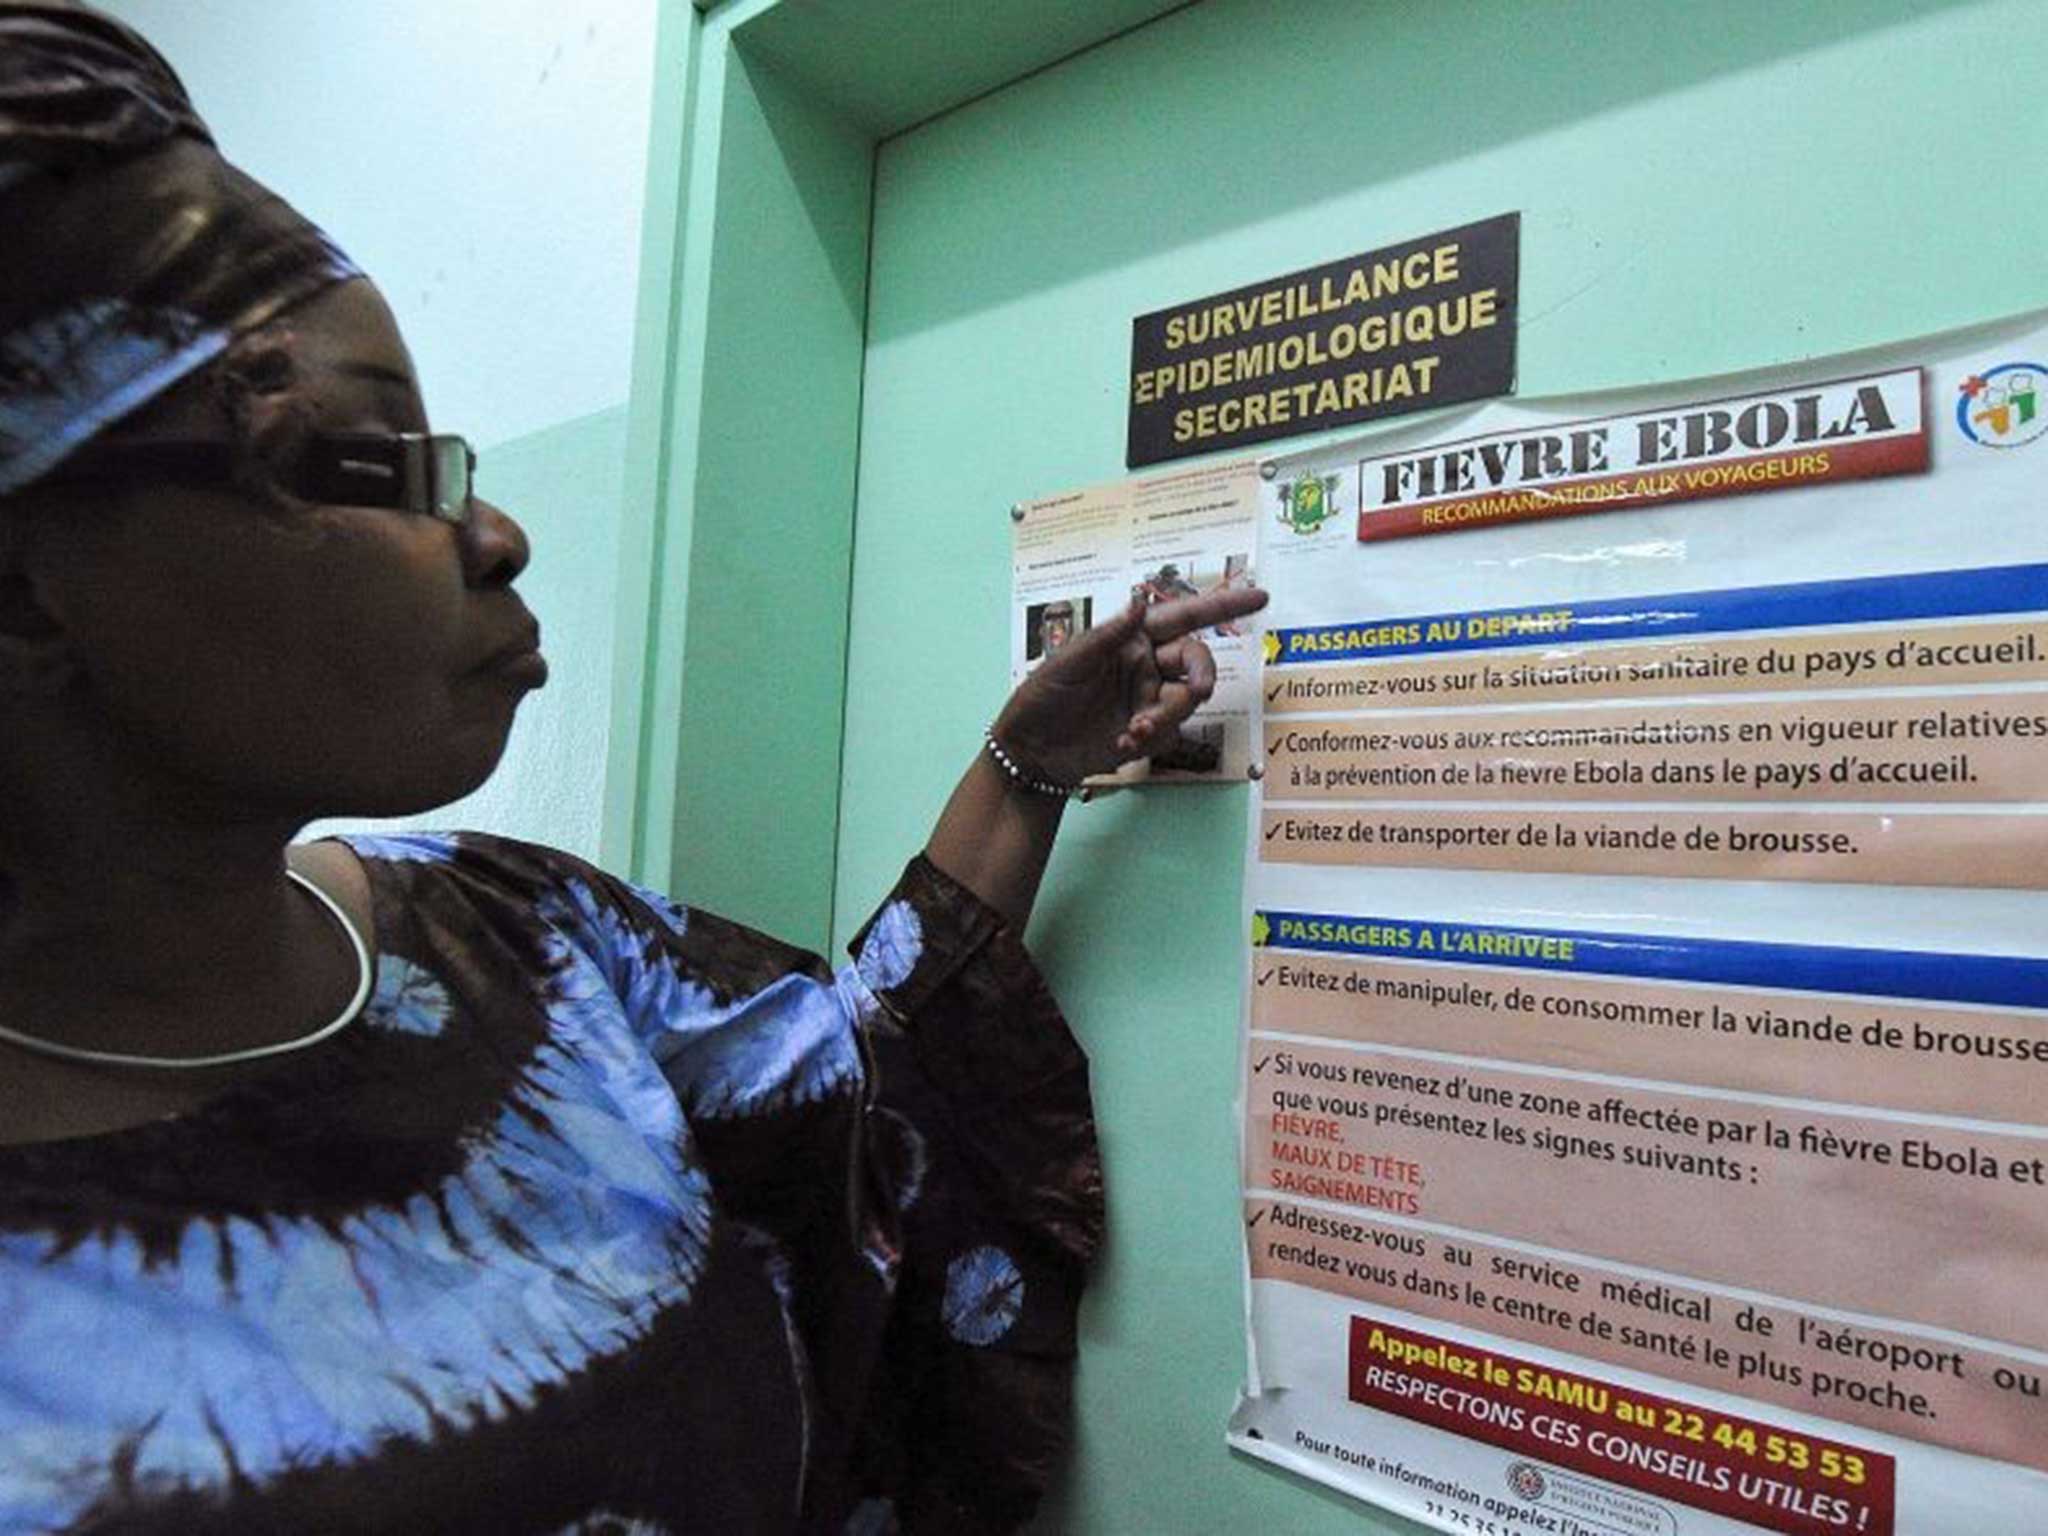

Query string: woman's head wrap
[0,0,360,495]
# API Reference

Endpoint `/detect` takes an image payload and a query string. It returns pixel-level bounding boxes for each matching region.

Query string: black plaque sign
[1127,212,1519,468]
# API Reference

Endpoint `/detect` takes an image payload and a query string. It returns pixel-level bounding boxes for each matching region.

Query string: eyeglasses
[36,431,478,524]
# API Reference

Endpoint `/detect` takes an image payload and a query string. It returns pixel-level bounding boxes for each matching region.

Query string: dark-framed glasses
[33,431,477,524]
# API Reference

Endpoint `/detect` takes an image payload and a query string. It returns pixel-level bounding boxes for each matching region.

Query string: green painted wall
[833,2,2048,1531]
[662,43,871,947]
[614,2,874,945]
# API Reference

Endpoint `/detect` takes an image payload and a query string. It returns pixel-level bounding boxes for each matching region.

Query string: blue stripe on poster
[1256,909,2048,1009]
[1269,563,2048,666]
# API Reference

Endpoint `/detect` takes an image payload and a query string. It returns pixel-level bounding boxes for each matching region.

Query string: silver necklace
[0,870,373,1071]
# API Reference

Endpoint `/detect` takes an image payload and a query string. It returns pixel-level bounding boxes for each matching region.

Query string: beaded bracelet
[984,724,1081,800]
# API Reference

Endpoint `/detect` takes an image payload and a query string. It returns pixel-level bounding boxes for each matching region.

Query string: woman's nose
[461,496,531,589]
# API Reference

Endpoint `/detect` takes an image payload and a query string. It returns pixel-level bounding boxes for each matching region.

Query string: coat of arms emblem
[1275,472,1341,535]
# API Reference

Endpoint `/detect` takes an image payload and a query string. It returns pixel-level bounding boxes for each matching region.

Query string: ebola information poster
[1011,457,1261,782]
[1230,314,2048,1536]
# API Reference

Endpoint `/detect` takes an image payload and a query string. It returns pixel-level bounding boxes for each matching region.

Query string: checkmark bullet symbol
[1256,971,1274,987]
[1246,1210,1266,1230]
[1252,1053,1272,1072]
[1266,681,1283,702]
[1265,822,1281,840]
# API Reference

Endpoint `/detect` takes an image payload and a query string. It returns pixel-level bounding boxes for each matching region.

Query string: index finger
[1141,583,1269,643]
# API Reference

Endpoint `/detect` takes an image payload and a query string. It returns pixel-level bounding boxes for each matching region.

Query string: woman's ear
[0,513,81,696]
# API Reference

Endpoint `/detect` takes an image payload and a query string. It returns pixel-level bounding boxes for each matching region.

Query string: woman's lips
[486,646,549,689]
[474,622,547,689]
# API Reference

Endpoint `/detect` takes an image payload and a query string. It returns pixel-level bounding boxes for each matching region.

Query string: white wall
[101,0,660,859]
[104,0,656,446]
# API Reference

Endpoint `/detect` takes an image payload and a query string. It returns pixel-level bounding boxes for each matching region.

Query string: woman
[0,5,1266,1532]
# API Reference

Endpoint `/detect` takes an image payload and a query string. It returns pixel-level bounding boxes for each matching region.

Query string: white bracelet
[985,724,1080,799]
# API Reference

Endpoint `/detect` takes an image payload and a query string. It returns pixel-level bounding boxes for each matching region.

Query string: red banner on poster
[1356,369,1927,543]
[1349,1319,1896,1536]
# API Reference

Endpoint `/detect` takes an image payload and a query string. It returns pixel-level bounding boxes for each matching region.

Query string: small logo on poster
[1506,1462,1548,1502]
[1957,363,2048,447]
[1276,472,1341,535]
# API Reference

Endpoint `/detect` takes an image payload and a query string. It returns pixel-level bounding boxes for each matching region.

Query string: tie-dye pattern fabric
[0,834,1102,1534]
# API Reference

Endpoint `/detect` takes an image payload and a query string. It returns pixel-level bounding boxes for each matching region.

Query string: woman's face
[27,279,544,821]
[1040,606,1073,655]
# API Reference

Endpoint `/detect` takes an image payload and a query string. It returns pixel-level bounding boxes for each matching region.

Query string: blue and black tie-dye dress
[0,834,1103,1534]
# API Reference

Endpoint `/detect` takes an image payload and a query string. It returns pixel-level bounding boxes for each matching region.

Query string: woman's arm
[922,752,1066,934]
[924,584,1268,930]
